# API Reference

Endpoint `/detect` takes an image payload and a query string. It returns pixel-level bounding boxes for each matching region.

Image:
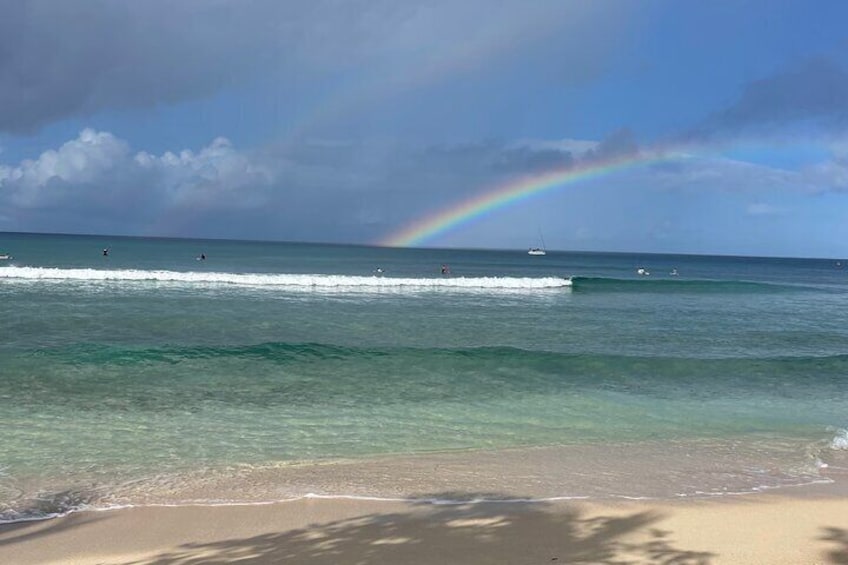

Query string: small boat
[528,228,547,256]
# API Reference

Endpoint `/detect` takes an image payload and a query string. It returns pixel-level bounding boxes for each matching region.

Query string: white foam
[0,266,572,292]
[830,428,848,450]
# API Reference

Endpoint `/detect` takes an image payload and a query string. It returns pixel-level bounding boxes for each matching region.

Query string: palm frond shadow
[131,492,714,564]
[821,527,848,564]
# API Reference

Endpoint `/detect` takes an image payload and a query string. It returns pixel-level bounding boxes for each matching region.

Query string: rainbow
[381,148,692,248]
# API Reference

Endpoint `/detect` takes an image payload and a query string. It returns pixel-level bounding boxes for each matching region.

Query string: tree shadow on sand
[821,527,848,564]
[131,492,714,564]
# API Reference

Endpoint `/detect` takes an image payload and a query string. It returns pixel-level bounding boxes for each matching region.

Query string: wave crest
[0,266,572,291]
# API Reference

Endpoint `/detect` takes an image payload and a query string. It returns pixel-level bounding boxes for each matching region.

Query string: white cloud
[134,137,274,207]
[799,138,848,191]
[804,159,848,191]
[1,129,129,205]
[651,154,805,194]
[0,130,276,209]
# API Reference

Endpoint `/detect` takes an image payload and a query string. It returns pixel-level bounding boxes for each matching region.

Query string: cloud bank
[2,128,846,251]
[0,0,627,134]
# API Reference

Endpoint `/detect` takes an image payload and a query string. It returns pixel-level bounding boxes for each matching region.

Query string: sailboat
[528,229,547,256]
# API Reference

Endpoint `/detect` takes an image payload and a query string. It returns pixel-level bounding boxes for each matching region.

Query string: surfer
[200,253,206,260]
[441,264,450,275]
[102,248,109,257]
[375,267,383,275]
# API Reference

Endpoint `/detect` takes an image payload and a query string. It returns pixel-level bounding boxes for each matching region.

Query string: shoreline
[1,484,847,564]
[4,438,846,525]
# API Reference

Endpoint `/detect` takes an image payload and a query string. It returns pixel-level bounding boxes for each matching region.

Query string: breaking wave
[0,266,572,292]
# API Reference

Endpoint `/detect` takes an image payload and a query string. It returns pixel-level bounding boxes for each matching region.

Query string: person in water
[200,253,206,260]
[102,248,109,256]
[441,264,450,275]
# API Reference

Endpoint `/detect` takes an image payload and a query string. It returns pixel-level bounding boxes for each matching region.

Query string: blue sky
[1,0,848,257]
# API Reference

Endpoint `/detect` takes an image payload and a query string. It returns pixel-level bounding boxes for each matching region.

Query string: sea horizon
[2,229,845,262]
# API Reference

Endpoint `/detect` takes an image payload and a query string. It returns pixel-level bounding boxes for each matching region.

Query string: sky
[1,0,848,258]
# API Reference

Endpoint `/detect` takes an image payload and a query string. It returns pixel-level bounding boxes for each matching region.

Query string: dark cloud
[584,128,639,161]
[693,58,848,137]
[0,1,274,132]
[0,0,632,134]
[0,0,437,133]
[421,141,577,175]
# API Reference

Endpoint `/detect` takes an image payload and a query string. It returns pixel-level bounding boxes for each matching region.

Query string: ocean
[1,232,847,522]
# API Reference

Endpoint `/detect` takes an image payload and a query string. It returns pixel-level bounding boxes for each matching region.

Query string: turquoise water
[1,232,848,520]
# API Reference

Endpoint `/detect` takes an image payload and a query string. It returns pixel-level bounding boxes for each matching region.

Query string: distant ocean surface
[2,232,848,522]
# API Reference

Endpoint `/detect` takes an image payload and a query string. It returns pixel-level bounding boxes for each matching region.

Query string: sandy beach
[2,487,847,565]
